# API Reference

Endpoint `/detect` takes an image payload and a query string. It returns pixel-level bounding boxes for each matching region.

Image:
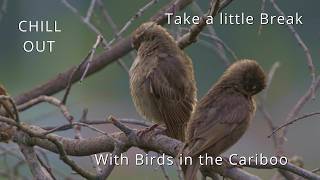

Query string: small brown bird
[0,85,16,143]
[130,22,197,141]
[182,60,266,180]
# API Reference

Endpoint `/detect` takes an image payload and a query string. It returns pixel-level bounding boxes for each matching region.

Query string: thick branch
[8,121,319,180]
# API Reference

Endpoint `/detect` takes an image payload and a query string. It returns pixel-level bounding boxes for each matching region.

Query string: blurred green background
[0,0,319,179]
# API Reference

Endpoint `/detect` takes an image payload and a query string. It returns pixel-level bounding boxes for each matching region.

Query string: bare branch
[36,153,56,180]
[312,168,320,173]
[263,61,280,99]
[97,0,137,65]
[269,112,320,137]
[191,2,231,66]
[42,118,152,133]
[109,116,134,137]
[80,35,103,82]
[2,115,318,180]
[85,0,97,22]
[13,0,196,105]
[257,61,281,148]
[229,157,320,180]
[19,144,53,180]
[0,0,8,22]
[178,0,221,49]
[196,31,238,61]
[61,0,105,41]
[281,76,320,141]
[18,95,73,123]
[159,164,171,180]
[270,0,316,99]
[36,149,56,179]
[61,55,88,105]
[107,0,160,46]
[60,0,129,73]
[175,158,184,180]
[257,0,267,35]
[0,95,20,123]
[98,143,124,179]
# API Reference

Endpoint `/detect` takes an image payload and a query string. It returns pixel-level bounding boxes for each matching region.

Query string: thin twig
[257,61,281,148]
[258,104,278,148]
[159,164,170,180]
[263,61,280,99]
[191,30,238,61]
[257,0,267,35]
[98,143,124,179]
[109,116,134,136]
[107,0,160,46]
[269,112,320,137]
[12,0,213,105]
[97,0,135,70]
[174,158,184,180]
[275,75,320,159]
[270,0,316,99]
[191,2,231,66]
[61,54,89,105]
[0,115,97,179]
[36,153,57,180]
[0,95,20,123]
[282,76,320,138]
[179,0,221,49]
[61,0,129,73]
[42,118,152,132]
[312,168,320,173]
[92,118,152,127]
[50,135,96,179]
[228,157,320,180]
[61,0,106,42]
[17,95,73,123]
[80,35,103,82]
[85,0,97,22]
[0,0,8,22]
[42,122,110,137]
[18,144,52,180]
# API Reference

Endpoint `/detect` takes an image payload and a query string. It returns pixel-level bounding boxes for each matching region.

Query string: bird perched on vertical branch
[130,22,197,141]
[182,59,266,180]
[0,85,16,143]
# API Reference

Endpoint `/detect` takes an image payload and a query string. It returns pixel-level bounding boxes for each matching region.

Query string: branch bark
[8,121,319,180]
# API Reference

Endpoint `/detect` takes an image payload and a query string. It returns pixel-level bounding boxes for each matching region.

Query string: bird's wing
[145,53,196,139]
[146,53,190,100]
[185,94,250,157]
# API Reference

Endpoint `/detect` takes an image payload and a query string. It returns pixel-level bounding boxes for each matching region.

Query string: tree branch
[14,0,235,106]
[14,0,196,105]
[19,144,53,180]
[4,117,318,180]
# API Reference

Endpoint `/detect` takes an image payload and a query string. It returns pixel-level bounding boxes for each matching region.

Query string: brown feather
[130,22,197,141]
[183,60,266,179]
